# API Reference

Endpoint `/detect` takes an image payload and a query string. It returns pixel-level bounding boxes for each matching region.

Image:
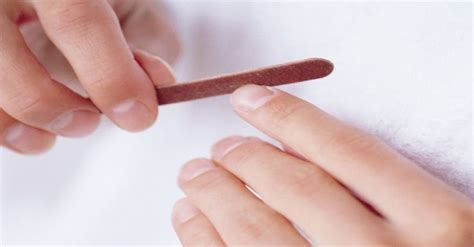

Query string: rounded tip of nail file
[156,58,334,105]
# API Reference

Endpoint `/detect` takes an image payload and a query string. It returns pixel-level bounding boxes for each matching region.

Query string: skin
[173,85,474,246]
[0,0,179,154]
[1,2,471,244]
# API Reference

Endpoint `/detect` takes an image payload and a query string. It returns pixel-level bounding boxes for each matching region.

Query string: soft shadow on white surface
[1,1,472,245]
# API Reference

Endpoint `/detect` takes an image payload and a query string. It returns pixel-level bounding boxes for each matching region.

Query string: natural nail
[211,136,249,160]
[179,158,216,183]
[50,110,100,137]
[231,84,277,112]
[2,123,55,154]
[173,198,200,225]
[110,99,155,132]
[3,123,25,145]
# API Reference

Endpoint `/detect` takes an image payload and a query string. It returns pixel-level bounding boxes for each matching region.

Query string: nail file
[156,58,333,105]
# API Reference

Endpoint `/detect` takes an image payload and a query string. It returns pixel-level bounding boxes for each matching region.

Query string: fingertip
[211,136,249,161]
[172,198,200,228]
[178,158,216,187]
[230,85,278,113]
[50,109,101,138]
[2,123,56,155]
[100,58,159,133]
[109,98,157,132]
[134,49,177,87]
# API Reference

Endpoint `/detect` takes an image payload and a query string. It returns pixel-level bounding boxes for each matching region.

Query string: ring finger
[178,158,309,246]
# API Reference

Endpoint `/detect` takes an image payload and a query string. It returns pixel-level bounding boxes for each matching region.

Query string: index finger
[33,0,158,132]
[230,84,472,231]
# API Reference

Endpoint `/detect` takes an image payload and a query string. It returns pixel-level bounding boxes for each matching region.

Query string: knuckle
[325,128,383,157]
[81,59,137,98]
[85,74,113,92]
[233,209,269,241]
[277,164,331,200]
[46,1,106,35]
[85,65,129,93]
[5,90,49,120]
[265,100,311,129]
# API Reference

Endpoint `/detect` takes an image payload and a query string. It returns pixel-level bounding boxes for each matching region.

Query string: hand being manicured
[172,85,473,246]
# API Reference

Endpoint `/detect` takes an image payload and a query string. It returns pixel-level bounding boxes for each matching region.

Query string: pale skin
[1,1,472,245]
[0,0,179,154]
[173,85,474,246]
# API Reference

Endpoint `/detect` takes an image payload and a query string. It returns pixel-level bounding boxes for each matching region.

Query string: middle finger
[212,136,395,245]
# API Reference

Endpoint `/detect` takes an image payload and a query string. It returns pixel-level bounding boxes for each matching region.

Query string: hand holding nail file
[156,58,333,105]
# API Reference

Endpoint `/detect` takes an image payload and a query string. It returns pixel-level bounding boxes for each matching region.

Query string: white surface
[1,1,472,245]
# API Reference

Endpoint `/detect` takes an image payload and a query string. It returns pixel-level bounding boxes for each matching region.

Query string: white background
[1,1,472,246]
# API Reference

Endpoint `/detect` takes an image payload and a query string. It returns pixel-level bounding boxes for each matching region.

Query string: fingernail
[211,136,249,160]
[3,123,25,146]
[134,49,177,86]
[2,123,55,154]
[172,198,200,225]
[110,99,155,132]
[50,110,100,137]
[231,84,277,112]
[179,158,215,182]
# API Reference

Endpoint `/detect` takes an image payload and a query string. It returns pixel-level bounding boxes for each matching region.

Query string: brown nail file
[156,58,333,105]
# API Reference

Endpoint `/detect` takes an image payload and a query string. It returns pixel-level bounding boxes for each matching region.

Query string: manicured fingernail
[173,198,200,225]
[179,158,215,182]
[231,84,277,112]
[110,99,155,132]
[50,110,100,137]
[211,136,249,160]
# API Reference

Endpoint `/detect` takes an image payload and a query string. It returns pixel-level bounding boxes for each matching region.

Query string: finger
[133,49,176,87]
[172,198,225,247]
[33,0,158,132]
[230,85,472,231]
[0,109,55,154]
[211,136,392,244]
[119,0,180,64]
[281,142,307,161]
[178,158,309,246]
[0,11,100,137]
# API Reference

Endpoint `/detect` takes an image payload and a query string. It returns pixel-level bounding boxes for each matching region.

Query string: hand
[172,85,473,246]
[0,0,179,154]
